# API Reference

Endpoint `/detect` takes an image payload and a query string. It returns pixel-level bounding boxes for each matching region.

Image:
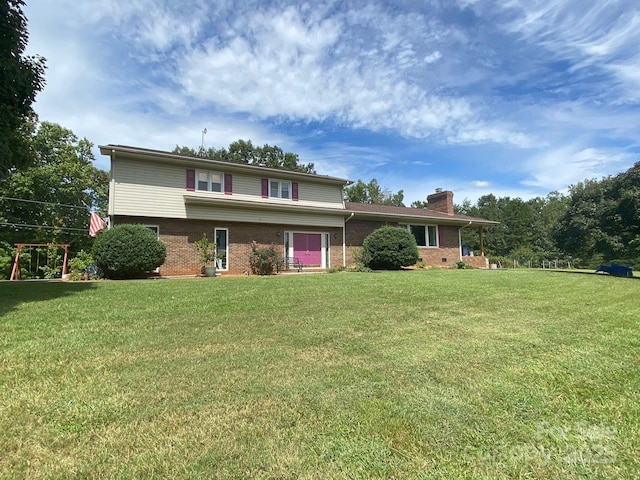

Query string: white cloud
[22,0,640,203]
[495,0,640,101]
[472,180,490,188]
[424,51,442,64]
[522,144,632,190]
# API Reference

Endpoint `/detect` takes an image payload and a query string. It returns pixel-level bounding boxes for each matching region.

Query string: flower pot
[203,266,217,277]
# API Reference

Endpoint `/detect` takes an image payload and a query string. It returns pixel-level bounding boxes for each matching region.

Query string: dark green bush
[362,226,419,270]
[92,224,166,279]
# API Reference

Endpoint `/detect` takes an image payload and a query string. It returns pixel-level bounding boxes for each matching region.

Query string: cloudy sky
[25,0,640,204]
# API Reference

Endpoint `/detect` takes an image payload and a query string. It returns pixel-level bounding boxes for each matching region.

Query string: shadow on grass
[0,280,99,318]
[546,269,639,280]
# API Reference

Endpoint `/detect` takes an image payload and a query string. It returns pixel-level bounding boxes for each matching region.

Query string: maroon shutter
[438,227,443,248]
[186,169,195,191]
[292,182,299,201]
[224,173,232,195]
[261,178,269,198]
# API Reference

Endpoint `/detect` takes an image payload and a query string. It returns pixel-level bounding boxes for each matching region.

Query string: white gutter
[343,212,355,267]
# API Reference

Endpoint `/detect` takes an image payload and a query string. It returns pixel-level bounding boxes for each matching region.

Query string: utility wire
[0,222,88,233]
[0,196,90,210]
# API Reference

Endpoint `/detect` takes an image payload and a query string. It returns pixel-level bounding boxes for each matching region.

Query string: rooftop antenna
[199,128,207,157]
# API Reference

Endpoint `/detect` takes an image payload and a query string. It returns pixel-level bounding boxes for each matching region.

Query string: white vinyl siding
[110,157,345,219]
[186,204,345,227]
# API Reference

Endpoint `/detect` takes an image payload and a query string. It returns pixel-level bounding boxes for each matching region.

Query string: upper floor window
[407,224,438,247]
[197,170,223,192]
[262,178,298,200]
[186,169,232,194]
[270,180,290,199]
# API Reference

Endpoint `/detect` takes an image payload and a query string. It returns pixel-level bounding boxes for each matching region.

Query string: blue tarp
[595,263,634,278]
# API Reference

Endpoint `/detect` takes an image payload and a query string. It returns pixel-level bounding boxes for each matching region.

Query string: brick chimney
[427,188,454,215]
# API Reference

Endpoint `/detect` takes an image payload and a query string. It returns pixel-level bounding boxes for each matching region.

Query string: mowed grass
[0,270,638,479]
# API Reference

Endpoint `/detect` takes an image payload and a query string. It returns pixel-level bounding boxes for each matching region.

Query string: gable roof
[345,202,498,226]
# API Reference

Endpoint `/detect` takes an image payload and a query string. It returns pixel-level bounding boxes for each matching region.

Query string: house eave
[184,194,348,216]
[347,210,499,227]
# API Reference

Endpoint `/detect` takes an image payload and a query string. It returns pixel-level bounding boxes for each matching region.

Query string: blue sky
[25,0,640,205]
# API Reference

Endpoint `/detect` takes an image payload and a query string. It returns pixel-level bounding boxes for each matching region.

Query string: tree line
[173,140,315,174]
[456,163,640,268]
[345,163,640,269]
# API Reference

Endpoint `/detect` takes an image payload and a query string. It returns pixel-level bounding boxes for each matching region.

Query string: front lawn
[0,270,638,479]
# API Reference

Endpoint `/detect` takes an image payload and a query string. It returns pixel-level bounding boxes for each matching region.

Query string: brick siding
[114,215,486,275]
[114,216,342,275]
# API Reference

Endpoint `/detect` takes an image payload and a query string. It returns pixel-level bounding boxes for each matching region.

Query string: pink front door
[293,233,322,267]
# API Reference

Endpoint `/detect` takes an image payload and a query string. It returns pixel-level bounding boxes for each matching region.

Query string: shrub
[346,263,373,273]
[0,242,14,280]
[248,241,281,275]
[454,261,472,269]
[67,250,101,281]
[362,226,419,270]
[92,224,166,279]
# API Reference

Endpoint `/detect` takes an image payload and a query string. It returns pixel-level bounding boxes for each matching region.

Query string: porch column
[478,226,485,257]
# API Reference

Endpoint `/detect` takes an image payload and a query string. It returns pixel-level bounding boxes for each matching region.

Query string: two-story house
[100,145,496,275]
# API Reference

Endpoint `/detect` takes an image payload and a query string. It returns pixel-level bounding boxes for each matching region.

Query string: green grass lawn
[1,270,638,479]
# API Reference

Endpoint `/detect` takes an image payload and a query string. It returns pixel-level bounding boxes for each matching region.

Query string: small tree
[362,226,419,270]
[92,224,166,279]
[194,234,219,267]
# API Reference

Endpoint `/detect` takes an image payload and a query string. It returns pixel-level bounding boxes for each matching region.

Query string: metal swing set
[9,244,70,281]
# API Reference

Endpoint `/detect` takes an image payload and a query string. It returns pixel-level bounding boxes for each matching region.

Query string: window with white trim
[270,180,291,199]
[407,224,438,247]
[215,228,228,271]
[197,170,223,192]
[145,225,161,272]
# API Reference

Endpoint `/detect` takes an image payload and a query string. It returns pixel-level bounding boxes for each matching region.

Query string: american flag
[89,212,106,237]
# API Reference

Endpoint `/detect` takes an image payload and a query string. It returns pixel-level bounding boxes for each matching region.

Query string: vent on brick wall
[441,258,447,263]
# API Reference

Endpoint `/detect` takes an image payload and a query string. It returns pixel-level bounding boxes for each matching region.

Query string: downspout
[108,149,116,229]
[343,212,355,267]
[459,221,472,261]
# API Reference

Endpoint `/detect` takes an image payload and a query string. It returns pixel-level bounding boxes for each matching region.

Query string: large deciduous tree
[0,122,109,251]
[556,162,640,266]
[173,139,316,174]
[344,178,405,206]
[0,0,46,176]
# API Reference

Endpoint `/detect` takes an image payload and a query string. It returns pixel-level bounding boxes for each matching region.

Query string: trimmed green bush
[92,224,166,279]
[362,226,419,270]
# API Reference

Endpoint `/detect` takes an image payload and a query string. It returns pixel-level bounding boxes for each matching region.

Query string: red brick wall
[114,216,484,274]
[114,216,342,275]
[345,219,398,268]
[460,255,489,268]
[344,220,465,268]
[417,225,461,266]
